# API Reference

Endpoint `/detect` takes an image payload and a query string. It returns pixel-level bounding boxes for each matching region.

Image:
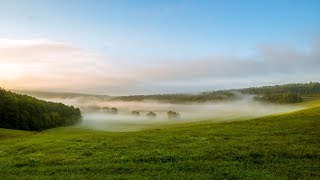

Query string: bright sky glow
[0,0,319,95]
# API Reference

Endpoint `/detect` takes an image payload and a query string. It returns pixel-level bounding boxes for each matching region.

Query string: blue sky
[0,0,320,94]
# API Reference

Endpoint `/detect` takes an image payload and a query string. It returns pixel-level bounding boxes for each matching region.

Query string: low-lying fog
[30,93,305,132]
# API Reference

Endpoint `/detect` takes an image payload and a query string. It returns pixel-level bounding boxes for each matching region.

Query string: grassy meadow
[0,100,319,179]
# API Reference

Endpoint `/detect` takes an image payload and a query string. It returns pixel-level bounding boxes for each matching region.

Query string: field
[0,100,320,179]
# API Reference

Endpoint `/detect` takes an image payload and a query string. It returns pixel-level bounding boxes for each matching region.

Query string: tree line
[112,82,320,104]
[0,88,82,131]
[254,92,302,104]
[239,82,320,104]
[240,82,320,96]
[111,91,236,103]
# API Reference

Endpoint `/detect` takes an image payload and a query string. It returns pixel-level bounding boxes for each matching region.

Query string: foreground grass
[0,106,320,179]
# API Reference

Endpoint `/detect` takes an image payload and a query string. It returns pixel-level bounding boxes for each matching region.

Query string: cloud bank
[0,38,319,95]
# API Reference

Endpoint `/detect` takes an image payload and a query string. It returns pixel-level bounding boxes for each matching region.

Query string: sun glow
[0,63,23,80]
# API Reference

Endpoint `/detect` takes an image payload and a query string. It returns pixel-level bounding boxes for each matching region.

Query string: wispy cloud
[0,38,319,95]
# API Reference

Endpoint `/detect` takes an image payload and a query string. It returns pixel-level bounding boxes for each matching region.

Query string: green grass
[300,97,320,107]
[302,96,320,102]
[0,104,320,179]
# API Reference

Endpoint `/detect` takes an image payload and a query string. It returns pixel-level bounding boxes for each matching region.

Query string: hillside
[13,90,111,100]
[18,82,320,104]
[240,82,320,96]
[109,82,320,103]
[111,82,320,104]
[111,91,236,103]
[0,102,319,179]
[0,88,82,131]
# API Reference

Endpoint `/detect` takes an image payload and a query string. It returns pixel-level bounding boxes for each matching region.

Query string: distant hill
[111,90,237,103]
[13,82,320,104]
[13,90,111,100]
[240,82,320,96]
[0,88,82,131]
[112,82,320,104]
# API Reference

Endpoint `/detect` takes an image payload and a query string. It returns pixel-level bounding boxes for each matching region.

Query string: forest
[254,92,302,104]
[240,82,320,96]
[0,88,82,131]
[111,82,320,104]
[111,91,236,103]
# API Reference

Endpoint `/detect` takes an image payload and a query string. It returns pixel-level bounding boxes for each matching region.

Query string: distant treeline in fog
[13,90,110,100]
[240,82,320,96]
[111,91,236,103]
[13,82,320,105]
[254,93,302,104]
[112,82,320,104]
[0,88,82,131]
[240,82,320,104]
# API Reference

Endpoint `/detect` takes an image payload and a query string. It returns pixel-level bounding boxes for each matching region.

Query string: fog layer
[29,93,305,132]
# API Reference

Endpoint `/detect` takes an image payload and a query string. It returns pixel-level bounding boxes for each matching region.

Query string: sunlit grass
[0,101,319,179]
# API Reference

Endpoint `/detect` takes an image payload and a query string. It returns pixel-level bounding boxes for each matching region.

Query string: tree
[146,111,156,118]
[167,111,180,119]
[110,107,118,114]
[0,88,82,131]
[131,111,140,116]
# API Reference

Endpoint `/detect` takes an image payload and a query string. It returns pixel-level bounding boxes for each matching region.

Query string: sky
[0,0,320,95]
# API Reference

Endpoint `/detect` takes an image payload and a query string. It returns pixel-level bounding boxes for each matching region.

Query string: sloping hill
[0,104,319,179]
[0,88,82,131]
[0,128,35,141]
[13,90,110,99]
